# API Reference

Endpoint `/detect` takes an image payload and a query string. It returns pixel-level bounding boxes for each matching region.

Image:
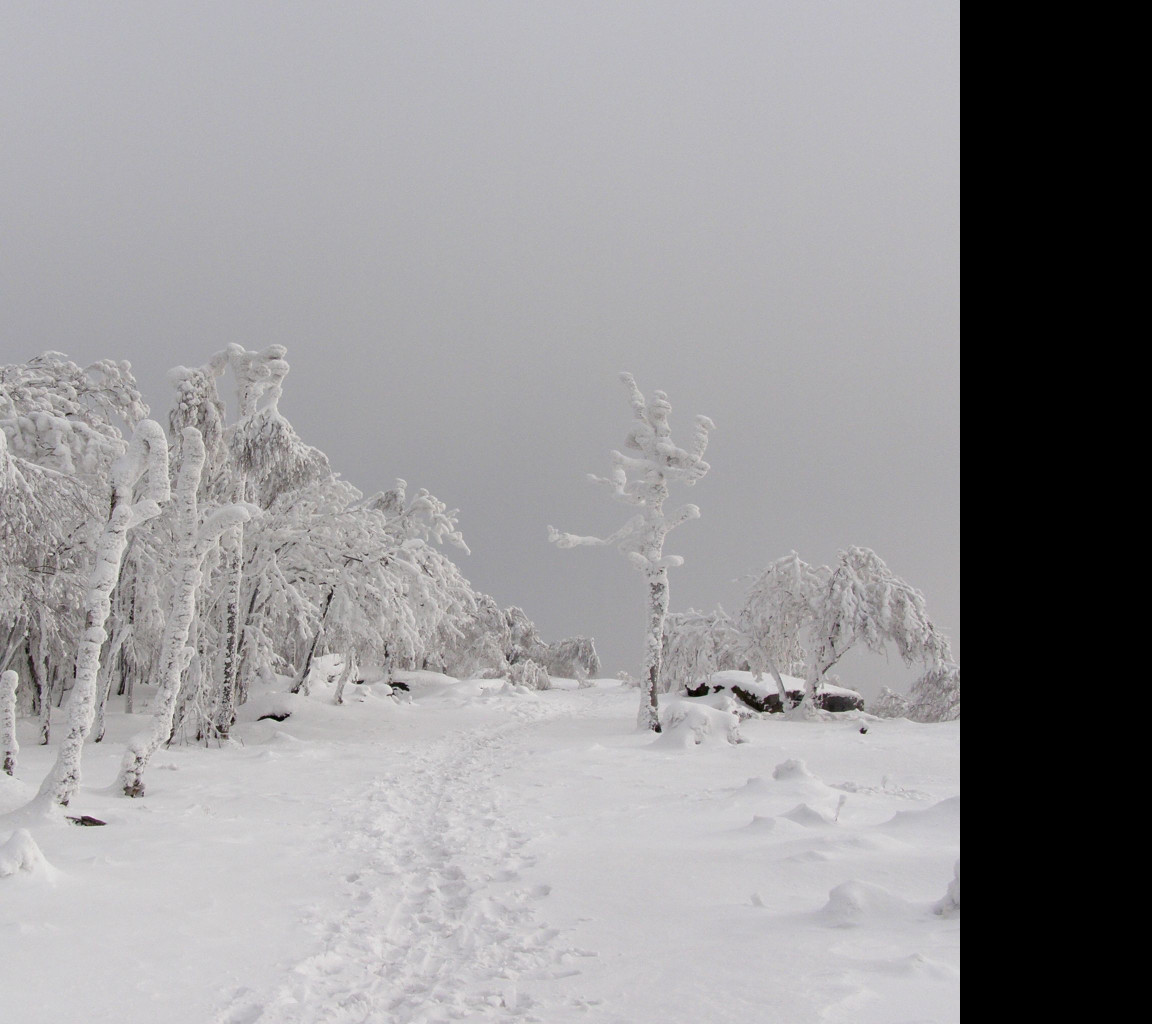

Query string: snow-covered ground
[1,675,959,1024]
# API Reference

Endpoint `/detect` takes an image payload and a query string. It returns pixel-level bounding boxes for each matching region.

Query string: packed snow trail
[217,691,598,1024]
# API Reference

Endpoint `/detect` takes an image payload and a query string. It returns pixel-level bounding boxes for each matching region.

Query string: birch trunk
[2,669,18,776]
[215,527,244,738]
[639,567,669,732]
[37,420,169,808]
[121,429,248,796]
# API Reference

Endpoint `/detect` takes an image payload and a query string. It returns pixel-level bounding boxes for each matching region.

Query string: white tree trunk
[37,420,169,807]
[120,429,247,796]
[2,669,18,776]
[333,649,358,706]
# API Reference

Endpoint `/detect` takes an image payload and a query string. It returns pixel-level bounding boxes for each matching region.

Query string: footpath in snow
[1,674,959,1024]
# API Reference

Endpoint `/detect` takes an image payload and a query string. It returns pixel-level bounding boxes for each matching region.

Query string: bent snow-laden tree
[119,428,250,797]
[38,419,170,807]
[550,373,714,731]
[743,547,952,713]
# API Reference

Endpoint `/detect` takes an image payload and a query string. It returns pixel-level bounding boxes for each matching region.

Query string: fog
[1,2,959,699]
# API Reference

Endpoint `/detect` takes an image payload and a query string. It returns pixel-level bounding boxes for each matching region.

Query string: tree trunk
[2,669,18,776]
[333,649,357,706]
[37,420,168,807]
[639,567,668,732]
[215,524,244,738]
[292,584,337,695]
[39,501,143,804]
[30,620,50,745]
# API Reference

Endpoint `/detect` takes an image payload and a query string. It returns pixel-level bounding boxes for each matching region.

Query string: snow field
[1,677,958,1024]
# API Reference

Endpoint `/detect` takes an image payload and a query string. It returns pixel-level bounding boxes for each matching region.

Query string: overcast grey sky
[1,2,959,699]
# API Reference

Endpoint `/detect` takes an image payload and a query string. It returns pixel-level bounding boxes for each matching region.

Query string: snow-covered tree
[119,428,250,796]
[1,353,146,736]
[38,419,170,807]
[550,373,714,731]
[743,547,952,712]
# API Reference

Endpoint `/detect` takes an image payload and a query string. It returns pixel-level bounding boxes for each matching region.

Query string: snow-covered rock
[655,699,743,747]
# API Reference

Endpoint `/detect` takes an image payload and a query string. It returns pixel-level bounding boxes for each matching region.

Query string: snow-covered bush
[540,636,600,680]
[872,662,960,722]
[509,658,551,691]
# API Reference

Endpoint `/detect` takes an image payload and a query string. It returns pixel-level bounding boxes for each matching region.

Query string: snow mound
[0,829,53,880]
[237,691,303,724]
[773,758,815,781]
[881,795,961,831]
[820,880,911,927]
[655,700,742,748]
[738,815,779,834]
[782,803,835,828]
[935,860,960,916]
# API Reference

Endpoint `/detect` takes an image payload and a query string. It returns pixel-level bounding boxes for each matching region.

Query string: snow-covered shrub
[872,662,960,723]
[541,636,601,680]
[509,659,551,691]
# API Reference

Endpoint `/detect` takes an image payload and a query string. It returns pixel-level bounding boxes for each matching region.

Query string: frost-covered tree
[550,373,714,731]
[119,428,249,796]
[743,547,952,712]
[38,419,170,807]
[1,353,146,734]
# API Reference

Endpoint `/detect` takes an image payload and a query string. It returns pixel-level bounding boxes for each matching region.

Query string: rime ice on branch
[550,373,714,731]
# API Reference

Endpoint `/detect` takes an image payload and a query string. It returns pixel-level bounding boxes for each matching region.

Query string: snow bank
[820,880,913,927]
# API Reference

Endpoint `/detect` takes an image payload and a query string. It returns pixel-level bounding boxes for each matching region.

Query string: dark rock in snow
[66,815,107,827]
[257,712,291,722]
